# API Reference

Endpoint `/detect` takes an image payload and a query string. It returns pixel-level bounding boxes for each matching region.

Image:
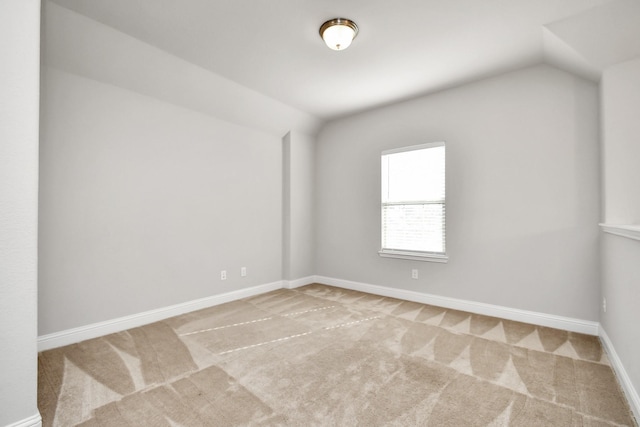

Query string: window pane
[382,203,445,253]
[381,143,446,257]
[382,146,445,203]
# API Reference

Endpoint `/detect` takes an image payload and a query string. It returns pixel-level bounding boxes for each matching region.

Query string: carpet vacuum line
[180,305,337,337]
[218,315,382,355]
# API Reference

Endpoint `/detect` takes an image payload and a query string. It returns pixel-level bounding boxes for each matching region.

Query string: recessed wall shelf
[599,224,640,242]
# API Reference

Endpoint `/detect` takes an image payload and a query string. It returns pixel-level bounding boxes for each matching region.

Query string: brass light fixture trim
[319,18,359,51]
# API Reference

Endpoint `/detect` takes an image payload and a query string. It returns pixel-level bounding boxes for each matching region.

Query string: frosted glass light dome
[319,19,359,51]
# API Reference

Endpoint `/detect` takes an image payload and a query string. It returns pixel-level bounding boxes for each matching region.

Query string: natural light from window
[380,142,446,262]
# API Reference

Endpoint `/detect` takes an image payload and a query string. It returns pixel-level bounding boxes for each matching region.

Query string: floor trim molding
[283,276,316,289]
[37,275,600,348]
[600,327,640,423]
[37,281,283,351]
[314,276,599,335]
[5,413,42,427]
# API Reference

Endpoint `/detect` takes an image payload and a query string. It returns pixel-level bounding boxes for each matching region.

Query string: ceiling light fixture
[319,18,359,51]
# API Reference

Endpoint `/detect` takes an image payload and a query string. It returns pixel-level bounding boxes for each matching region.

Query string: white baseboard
[600,327,640,423]
[37,275,600,351]
[283,276,316,289]
[37,281,283,352]
[315,276,599,335]
[5,413,42,427]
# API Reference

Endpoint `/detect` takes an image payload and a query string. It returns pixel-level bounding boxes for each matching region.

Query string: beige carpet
[38,284,636,426]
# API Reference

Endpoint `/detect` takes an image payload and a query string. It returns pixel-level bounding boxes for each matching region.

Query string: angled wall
[38,3,317,337]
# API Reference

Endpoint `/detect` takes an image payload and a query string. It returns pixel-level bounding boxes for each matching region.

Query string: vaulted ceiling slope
[50,0,640,121]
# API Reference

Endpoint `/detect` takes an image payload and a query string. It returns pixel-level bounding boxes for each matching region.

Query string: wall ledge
[600,223,640,241]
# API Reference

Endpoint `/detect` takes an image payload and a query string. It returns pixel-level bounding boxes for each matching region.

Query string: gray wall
[282,131,316,281]
[43,2,320,137]
[601,234,640,404]
[39,68,283,335]
[600,57,640,408]
[38,3,316,336]
[0,0,41,425]
[315,65,601,321]
[601,58,640,224]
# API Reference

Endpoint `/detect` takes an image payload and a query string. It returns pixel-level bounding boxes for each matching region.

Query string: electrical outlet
[241,267,247,277]
[411,269,418,279]
[603,297,607,313]
[221,270,227,280]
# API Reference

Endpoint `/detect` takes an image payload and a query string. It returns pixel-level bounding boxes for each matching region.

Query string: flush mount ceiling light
[319,18,359,51]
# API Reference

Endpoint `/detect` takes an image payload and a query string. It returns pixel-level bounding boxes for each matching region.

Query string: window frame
[378,141,448,263]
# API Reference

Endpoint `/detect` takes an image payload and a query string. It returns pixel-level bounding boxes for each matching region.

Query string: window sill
[378,250,448,263]
[599,223,640,242]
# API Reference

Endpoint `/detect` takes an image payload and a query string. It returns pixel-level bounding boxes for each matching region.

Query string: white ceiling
[49,0,640,120]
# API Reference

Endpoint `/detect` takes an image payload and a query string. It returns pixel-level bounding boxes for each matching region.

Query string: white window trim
[381,141,445,155]
[378,249,449,263]
[380,141,447,263]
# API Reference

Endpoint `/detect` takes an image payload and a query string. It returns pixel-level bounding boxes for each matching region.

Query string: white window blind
[380,142,446,261]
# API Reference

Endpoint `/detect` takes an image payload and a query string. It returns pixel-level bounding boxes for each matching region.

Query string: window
[379,142,447,262]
